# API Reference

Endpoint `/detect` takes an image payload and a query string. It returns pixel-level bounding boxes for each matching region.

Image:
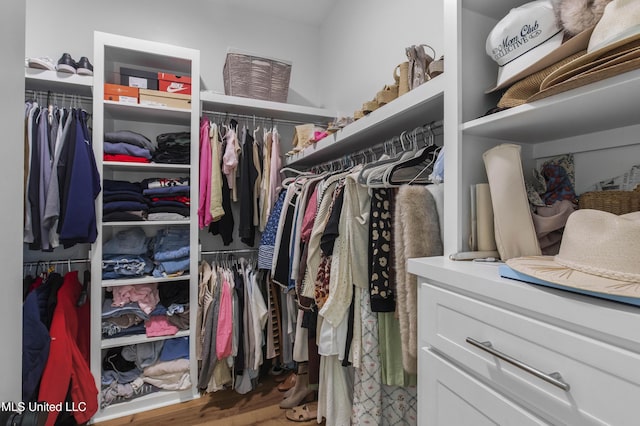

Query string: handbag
[406,44,436,90]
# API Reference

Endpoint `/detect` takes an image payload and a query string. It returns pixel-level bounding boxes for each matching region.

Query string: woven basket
[223,50,291,103]
[578,186,640,215]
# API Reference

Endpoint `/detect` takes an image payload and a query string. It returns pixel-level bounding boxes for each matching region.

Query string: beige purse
[406,44,435,90]
[482,144,541,260]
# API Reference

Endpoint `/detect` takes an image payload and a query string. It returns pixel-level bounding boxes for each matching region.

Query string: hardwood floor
[95,376,322,426]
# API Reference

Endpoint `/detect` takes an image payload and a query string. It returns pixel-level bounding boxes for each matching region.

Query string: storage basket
[223,49,291,103]
[578,186,640,215]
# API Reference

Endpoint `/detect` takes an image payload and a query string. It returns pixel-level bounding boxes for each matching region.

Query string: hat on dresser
[485,0,592,93]
[526,0,640,102]
[506,209,640,298]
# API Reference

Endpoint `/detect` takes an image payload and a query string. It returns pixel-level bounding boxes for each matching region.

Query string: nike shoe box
[120,67,159,90]
[139,89,191,109]
[104,83,138,104]
[158,72,192,95]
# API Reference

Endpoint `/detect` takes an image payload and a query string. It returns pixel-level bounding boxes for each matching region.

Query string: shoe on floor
[28,56,56,71]
[56,53,77,73]
[76,56,93,76]
[285,402,318,422]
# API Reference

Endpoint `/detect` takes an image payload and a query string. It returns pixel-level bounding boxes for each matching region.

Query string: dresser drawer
[421,282,640,426]
[421,348,549,426]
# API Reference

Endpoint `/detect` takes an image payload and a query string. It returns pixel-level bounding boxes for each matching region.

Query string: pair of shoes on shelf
[27,56,56,71]
[57,53,93,76]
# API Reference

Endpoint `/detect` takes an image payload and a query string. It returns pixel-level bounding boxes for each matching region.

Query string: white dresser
[408,256,640,426]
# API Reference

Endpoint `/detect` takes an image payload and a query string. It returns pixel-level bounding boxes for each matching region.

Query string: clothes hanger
[384,125,440,186]
[366,132,418,186]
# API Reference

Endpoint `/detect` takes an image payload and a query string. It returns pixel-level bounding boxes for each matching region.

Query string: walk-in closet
[4,0,640,425]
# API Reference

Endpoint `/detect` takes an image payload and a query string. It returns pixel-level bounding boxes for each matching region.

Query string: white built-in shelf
[285,77,445,166]
[103,220,190,227]
[200,91,335,123]
[25,68,94,97]
[102,275,191,288]
[104,100,191,125]
[102,161,191,172]
[94,389,194,423]
[101,330,190,349]
[463,69,640,150]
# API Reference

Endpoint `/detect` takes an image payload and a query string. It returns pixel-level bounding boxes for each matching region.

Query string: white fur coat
[552,0,613,35]
[393,186,443,374]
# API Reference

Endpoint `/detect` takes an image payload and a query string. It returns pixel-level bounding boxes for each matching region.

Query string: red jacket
[38,271,97,425]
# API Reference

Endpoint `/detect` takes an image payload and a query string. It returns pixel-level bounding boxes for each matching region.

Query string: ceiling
[226,0,338,26]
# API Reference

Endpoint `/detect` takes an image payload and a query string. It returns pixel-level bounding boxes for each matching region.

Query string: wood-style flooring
[95,376,322,426]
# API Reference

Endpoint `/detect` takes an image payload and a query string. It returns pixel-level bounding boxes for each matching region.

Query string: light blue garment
[152,256,190,277]
[152,227,190,261]
[103,227,150,255]
[102,254,153,279]
[429,146,445,183]
[101,298,149,320]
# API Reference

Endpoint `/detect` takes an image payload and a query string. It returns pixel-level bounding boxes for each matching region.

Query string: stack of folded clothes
[159,281,190,330]
[104,130,157,163]
[142,337,191,391]
[153,132,190,165]
[101,298,148,338]
[101,341,167,408]
[103,179,148,222]
[141,177,190,221]
[150,227,190,278]
[102,227,154,280]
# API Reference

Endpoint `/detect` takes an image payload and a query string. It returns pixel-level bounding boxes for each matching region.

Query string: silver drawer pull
[466,337,570,391]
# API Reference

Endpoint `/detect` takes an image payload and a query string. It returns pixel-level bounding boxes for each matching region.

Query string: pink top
[222,128,238,189]
[216,277,233,359]
[300,187,319,243]
[109,283,159,315]
[145,316,179,337]
[198,118,213,228]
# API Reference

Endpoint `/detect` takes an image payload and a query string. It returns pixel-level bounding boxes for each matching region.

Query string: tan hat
[525,0,640,101]
[506,209,640,298]
[497,51,584,108]
[485,0,592,93]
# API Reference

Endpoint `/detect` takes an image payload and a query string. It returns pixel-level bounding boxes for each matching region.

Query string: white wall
[25,0,325,107]
[319,0,444,115]
[0,0,25,403]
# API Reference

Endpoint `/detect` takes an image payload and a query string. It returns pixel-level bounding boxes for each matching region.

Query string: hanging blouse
[198,118,213,228]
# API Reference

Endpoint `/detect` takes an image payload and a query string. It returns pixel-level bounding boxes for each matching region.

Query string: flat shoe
[285,402,318,422]
[277,372,296,392]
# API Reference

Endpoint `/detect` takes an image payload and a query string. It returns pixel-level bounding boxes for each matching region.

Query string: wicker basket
[578,186,640,215]
[223,50,291,103]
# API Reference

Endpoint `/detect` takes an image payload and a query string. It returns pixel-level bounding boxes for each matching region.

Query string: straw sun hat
[499,0,640,106]
[506,209,640,299]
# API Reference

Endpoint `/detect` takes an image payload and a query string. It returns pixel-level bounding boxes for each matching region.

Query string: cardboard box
[158,72,192,95]
[139,89,191,109]
[120,67,159,90]
[104,83,139,104]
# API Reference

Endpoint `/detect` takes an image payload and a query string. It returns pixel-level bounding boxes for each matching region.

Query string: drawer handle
[465,337,570,391]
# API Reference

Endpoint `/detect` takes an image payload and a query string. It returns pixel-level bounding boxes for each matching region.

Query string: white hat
[485,0,591,93]
[506,210,640,298]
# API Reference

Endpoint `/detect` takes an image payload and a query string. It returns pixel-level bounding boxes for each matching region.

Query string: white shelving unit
[90,31,200,422]
[285,77,445,166]
[412,0,640,424]
[200,90,335,123]
[25,67,93,97]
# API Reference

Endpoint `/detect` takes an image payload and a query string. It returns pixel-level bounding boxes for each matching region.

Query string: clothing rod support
[308,120,443,171]
[23,259,90,267]
[201,109,328,127]
[200,248,259,255]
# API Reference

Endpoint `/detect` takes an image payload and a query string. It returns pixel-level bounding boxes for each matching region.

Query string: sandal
[285,402,318,422]
[375,84,399,106]
[428,55,444,79]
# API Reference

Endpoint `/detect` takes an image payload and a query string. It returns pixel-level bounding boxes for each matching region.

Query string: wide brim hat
[506,210,640,299]
[486,27,593,93]
[497,51,585,108]
[525,0,640,102]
